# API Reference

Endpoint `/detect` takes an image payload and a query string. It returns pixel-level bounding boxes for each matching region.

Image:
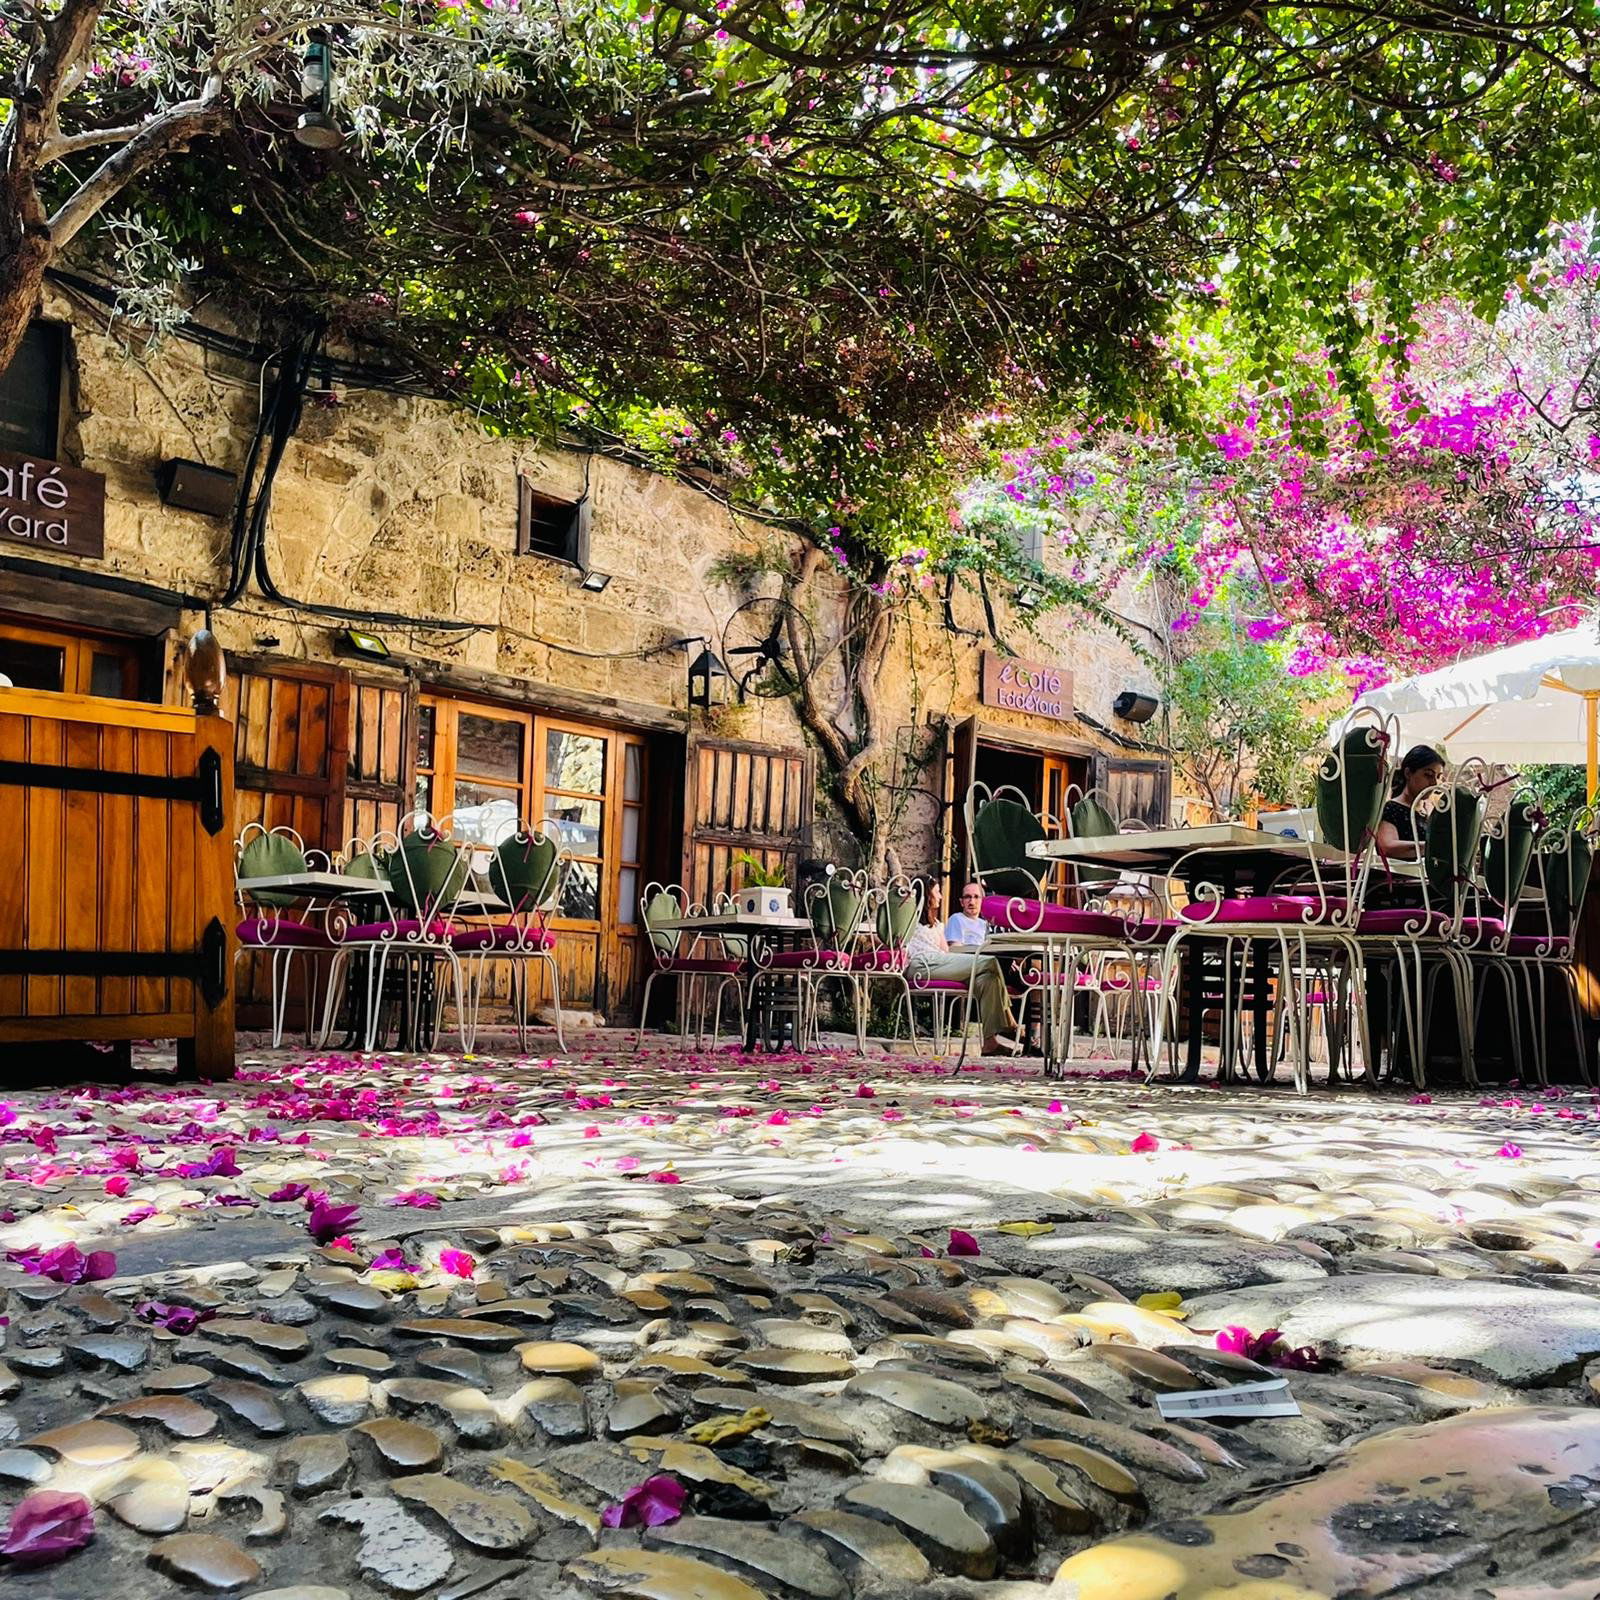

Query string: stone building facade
[0,287,1167,1022]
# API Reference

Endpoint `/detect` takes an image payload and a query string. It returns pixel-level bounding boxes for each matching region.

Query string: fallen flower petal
[306,1201,361,1244]
[2,1491,95,1566]
[438,1248,476,1278]
[385,1190,441,1208]
[1496,1142,1525,1159]
[1129,1131,1160,1153]
[600,1475,687,1529]
[947,1228,980,1256]
[135,1299,214,1335]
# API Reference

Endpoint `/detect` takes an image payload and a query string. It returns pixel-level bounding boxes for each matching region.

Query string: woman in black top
[1375,744,1446,861]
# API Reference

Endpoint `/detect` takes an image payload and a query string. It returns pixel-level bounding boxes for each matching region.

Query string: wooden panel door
[685,739,812,906]
[1101,756,1173,829]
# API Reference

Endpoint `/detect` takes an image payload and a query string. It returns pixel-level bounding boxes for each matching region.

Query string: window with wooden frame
[0,616,145,700]
[0,321,66,459]
[516,476,592,567]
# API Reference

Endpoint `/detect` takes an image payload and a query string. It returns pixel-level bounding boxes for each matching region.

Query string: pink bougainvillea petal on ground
[947,1228,980,1256]
[1129,1130,1159,1153]
[1497,1142,1525,1159]
[2,1491,94,1566]
[600,1475,687,1529]
[306,1201,361,1243]
[438,1248,476,1278]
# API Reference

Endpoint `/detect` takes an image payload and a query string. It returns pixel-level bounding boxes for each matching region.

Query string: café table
[1028,826,1358,1082]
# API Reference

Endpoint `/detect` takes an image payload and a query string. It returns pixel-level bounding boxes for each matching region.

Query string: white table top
[653,913,814,934]
[239,871,389,896]
[1027,824,1349,868]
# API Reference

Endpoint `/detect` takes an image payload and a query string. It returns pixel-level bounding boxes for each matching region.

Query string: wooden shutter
[684,739,812,905]
[342,673,415,847]
[225,658,344,850]
[944,716,978,886]
[1099,755,1172,829]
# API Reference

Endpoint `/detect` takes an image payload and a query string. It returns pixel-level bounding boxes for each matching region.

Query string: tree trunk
[0,199,50,378]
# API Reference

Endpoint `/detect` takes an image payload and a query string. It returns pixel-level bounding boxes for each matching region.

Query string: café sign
[0,448,105,559]
[980,651,1073,720]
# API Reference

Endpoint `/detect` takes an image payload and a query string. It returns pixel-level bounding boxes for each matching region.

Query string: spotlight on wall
[157,458,238,518]
[337,628,390,662]
[1113,689,1160,724]
[579,570,612,593]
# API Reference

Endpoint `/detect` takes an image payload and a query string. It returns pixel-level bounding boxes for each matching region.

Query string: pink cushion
[1457,917,1507,939]
[1129,920,1178,943]
[451,925,557,953]
[980,896,1125,939]
[651,956,743,974]
[1507,934,1573,958]
[852,949,908,972]
[1179,895,1342,925]
[339,919,450,942]
[237,916,330,949]
[768,949,847,970]
[1356,908,1452,935]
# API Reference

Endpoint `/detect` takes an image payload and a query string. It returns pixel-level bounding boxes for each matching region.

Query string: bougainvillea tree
[1000,233,1600,695]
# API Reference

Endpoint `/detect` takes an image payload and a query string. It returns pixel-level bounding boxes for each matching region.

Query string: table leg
[1253,938,1272,1081]
[1182,938,1205,1081]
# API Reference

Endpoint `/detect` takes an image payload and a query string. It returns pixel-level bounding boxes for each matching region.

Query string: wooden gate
[0,686,235,1074]
[1099,755,1172,828]
[685,739,813,904]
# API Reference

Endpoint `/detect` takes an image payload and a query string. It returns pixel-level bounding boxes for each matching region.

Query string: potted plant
[733,854,792,918]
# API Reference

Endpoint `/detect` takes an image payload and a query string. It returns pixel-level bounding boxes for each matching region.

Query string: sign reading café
[0,449,105,559]
[980,651,1073,721]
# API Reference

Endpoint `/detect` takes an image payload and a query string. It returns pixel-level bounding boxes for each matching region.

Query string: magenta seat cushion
[1457,916,1507,939]
[1179,895,1341,925]
[852,949,908,972]
[340,918,450,942]
[652,956,743,975]
[980,896,1125,939]
[1355,907,1452,935]
[237,916,330,949]
[767,949,847,970]
[1507,935,1572,957]
[451,925,557,953]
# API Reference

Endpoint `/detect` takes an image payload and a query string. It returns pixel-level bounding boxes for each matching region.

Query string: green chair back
[1069,793,1119,888]
[237,830,307,909]
[490,832,561,917]
[1423,787,1485,911]
[643,887,682,960]
[971,797,1046,901]
[1544,827,1595,936]
[875,882,922,948]
[391,832,469,917]
[1482,800,1539,912]
[1316,728,1388,853]
[807,876,866,947]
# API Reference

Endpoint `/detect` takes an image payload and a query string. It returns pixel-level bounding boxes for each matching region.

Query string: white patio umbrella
[1336,621,1600,799]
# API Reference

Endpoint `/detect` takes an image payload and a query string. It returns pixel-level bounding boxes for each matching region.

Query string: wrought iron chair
[234,823,333,1047]
[757,868,868,1049]
[854,874,924,1050]
[451,824,569,1054]
[636,883,747,1049]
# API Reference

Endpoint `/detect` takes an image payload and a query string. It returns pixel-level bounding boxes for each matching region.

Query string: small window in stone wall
[517,475,591,567]
[0,321,66,459]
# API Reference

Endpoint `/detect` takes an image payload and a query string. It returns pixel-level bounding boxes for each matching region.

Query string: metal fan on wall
[719,596,815,703]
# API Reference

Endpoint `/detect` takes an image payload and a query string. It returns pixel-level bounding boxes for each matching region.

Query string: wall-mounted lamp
[1113,689,1160,723]
[337,627,390,662]
[579,570,612,593]
[687,645,730,710]
[295,31,346,150]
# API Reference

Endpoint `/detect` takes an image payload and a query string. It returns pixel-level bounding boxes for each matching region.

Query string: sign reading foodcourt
[980,652,1073,720]
[0,448,105,559]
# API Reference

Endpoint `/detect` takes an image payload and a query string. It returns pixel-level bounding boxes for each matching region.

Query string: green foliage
[733,852,787,889]
[1521,765,1590,831]
[1165,620,1342,818]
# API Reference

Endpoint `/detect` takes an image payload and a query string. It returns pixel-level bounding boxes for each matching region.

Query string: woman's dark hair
[1390,744,1445,797]
[915,874,942,925]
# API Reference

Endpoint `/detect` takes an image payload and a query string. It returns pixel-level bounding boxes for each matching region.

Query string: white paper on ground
[1156,1378,1301,1420]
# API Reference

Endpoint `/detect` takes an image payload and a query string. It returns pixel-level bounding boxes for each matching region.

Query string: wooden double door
[415,696,647,1016]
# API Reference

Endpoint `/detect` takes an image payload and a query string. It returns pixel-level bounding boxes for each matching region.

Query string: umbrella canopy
[1336,622,1600,797]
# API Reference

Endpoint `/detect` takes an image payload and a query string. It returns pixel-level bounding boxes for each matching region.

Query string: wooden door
[685,739,812,905]
[226,658,343,849]
[945,716,978,888]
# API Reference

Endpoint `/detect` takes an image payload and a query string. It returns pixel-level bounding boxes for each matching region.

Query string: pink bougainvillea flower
[438,1248,476,1278]
[1215,1324,1325,1370]
[614,1156,640,1173]
[368,1247,418,1273]
[385,1190,440,1208]
[134,1299,214,1335]
[600,1475,687,1529]
[854,1083,876,1098]
[648,1170,681,1184]
[1408,1093,1433,1105]
[948,1228,981,1256]
[306,1201,361,1244]
[103,1175,130,1197]
[582,1126,601,1139]
[120,1206,158,1226]
[1129,1131,1160,1153]
[1496,1142,1525,1159]
[267,1183,310,1203]
[175,1146,240,1180]
[1,1491,95,1566]
[6,1244,115,1284]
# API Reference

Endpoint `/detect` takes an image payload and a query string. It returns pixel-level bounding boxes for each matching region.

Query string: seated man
[945,882,989,949]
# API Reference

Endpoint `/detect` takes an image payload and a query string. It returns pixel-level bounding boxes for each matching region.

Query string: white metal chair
[234,823,334,1047]
[636,883,747,1049]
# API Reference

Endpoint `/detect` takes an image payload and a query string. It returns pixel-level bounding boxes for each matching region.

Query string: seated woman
[907,878,1019,1055]
[1375,745,1446,862]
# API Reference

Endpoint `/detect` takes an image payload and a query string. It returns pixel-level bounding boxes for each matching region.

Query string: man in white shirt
[945,882,989,948]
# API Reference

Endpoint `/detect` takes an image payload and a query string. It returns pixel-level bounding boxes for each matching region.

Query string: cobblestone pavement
[4,1035,1600,1598]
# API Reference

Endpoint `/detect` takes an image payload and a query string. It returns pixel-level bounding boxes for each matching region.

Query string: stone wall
[18,289,1167,861]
